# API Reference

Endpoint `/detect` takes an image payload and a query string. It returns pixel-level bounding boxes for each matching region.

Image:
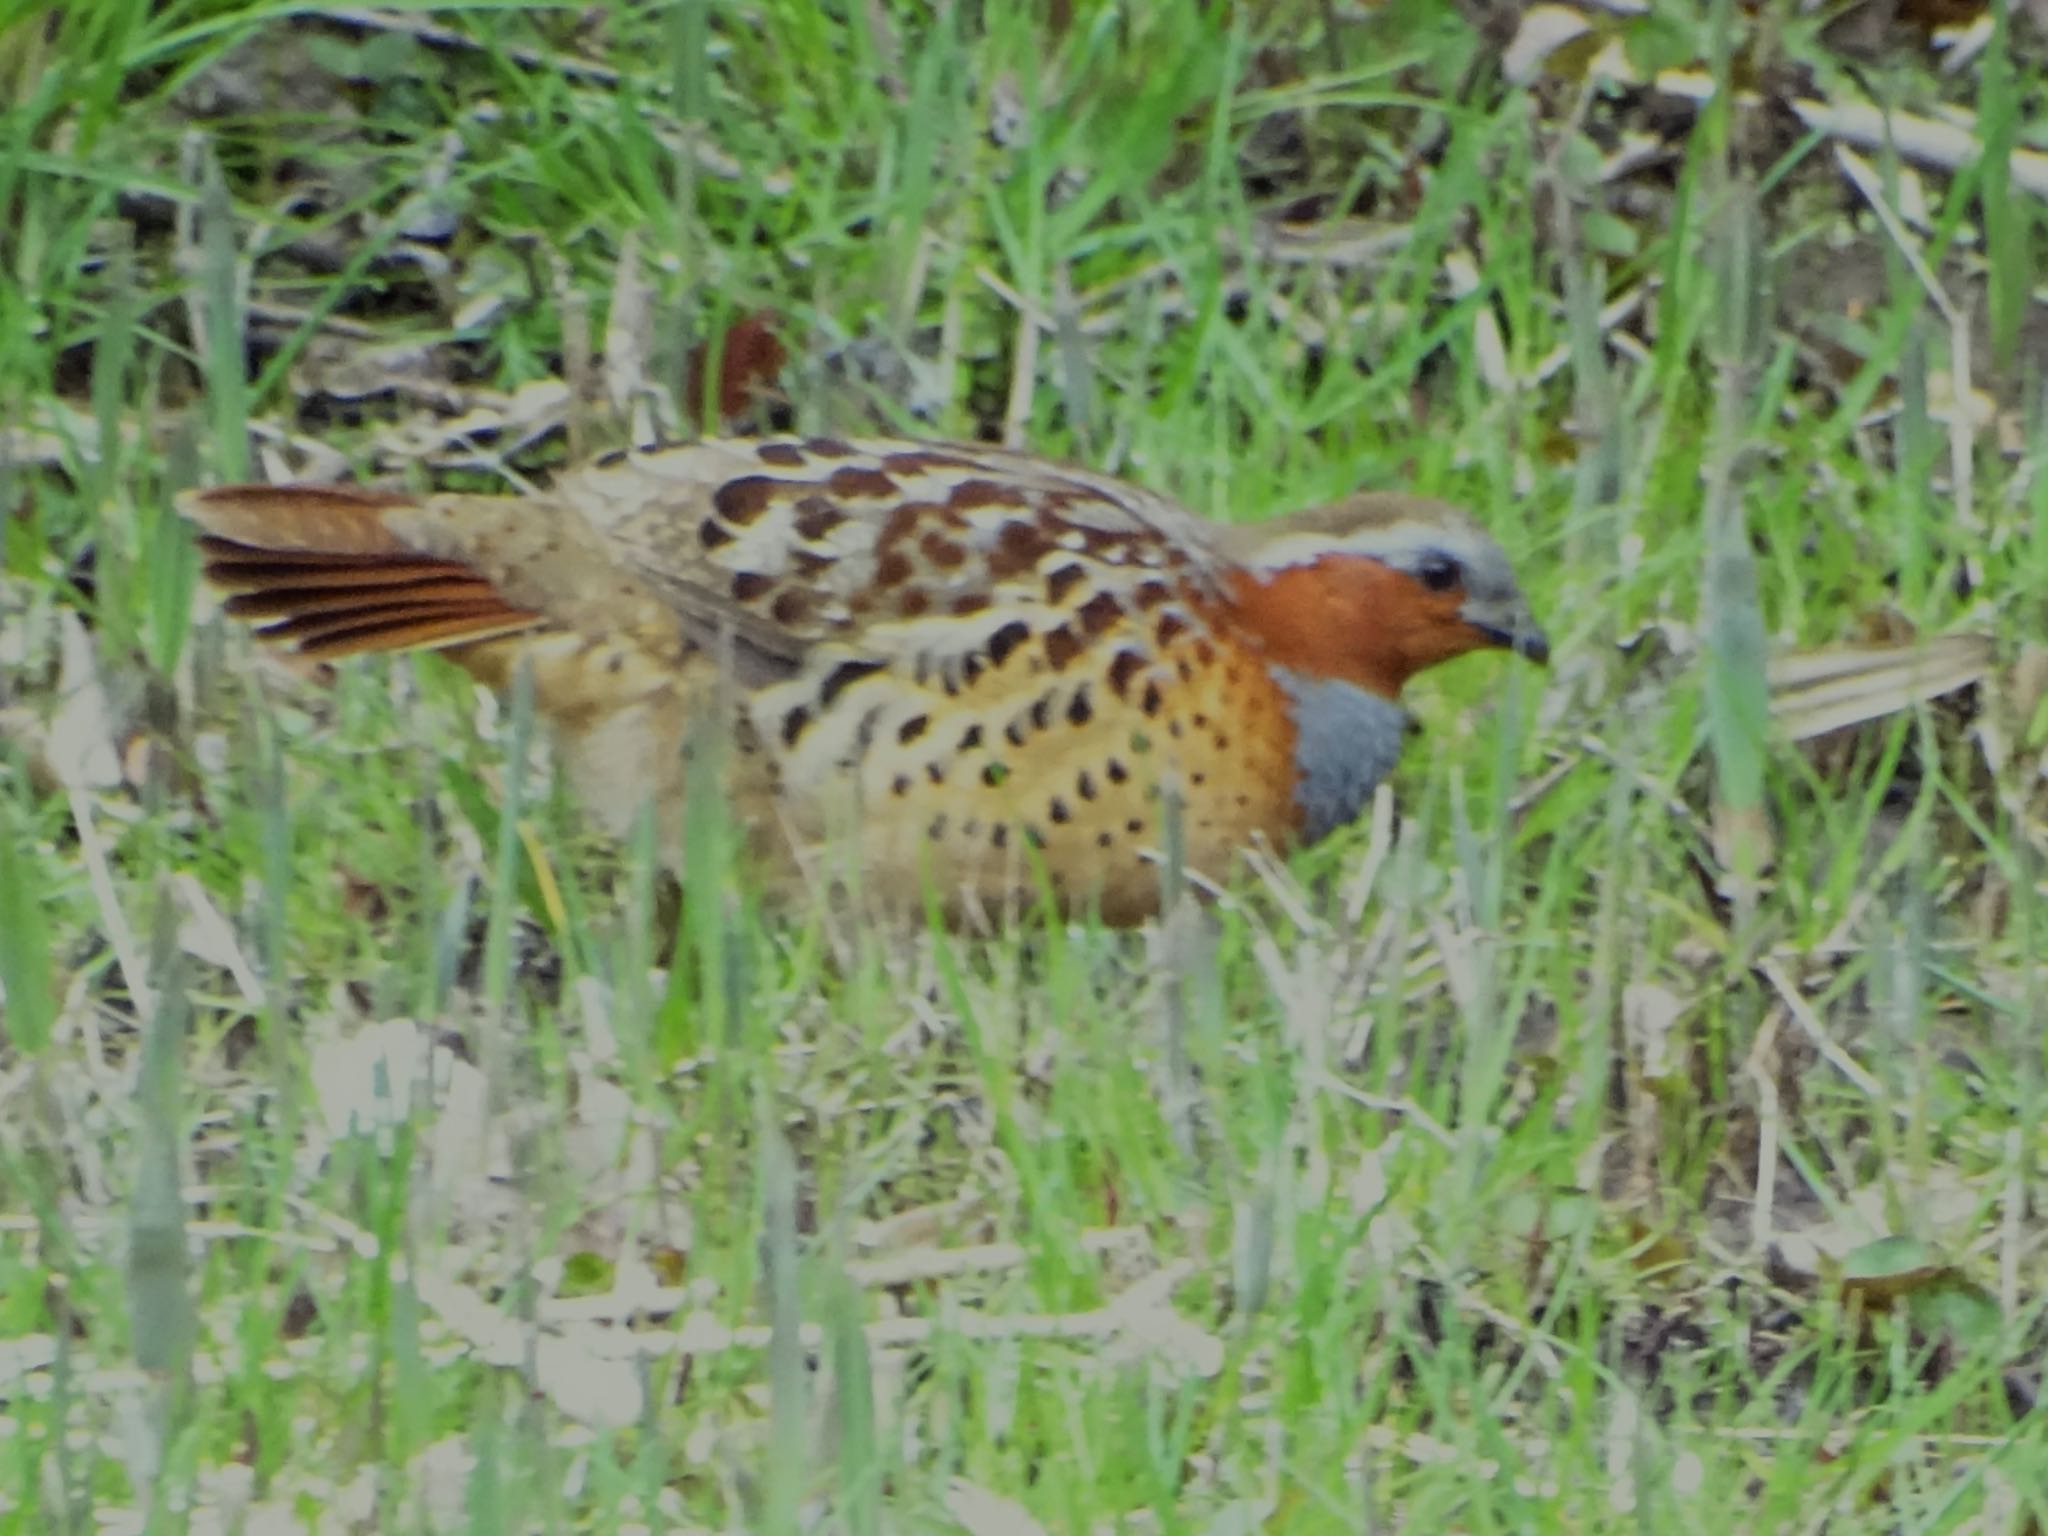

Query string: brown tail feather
[177,484,419,554]
[219,575,494,619]
[258,600,542,658]
[199,538,486,595]
[177,485,546,658]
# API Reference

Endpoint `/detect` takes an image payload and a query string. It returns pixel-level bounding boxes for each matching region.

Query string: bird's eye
[1415,553,1462,592]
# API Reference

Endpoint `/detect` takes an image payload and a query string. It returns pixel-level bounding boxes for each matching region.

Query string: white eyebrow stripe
[1238,521,1480,575]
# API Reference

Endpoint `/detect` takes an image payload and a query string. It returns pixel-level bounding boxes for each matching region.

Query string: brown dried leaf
[683,310,788,433]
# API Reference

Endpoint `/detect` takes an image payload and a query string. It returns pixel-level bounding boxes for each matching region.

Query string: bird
[176,435,1547,925]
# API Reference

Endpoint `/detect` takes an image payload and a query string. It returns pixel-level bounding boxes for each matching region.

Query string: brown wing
[559,435,1229,647]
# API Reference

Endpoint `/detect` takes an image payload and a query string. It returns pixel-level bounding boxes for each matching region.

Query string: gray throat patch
[1273,667,1410,844]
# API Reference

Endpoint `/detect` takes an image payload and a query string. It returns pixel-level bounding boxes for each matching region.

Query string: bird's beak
[1465,600,1550,666]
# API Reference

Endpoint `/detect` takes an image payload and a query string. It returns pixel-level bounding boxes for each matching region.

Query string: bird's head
[1216,493,1548,698]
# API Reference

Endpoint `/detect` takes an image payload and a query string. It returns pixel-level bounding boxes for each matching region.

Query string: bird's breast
[1268,667,1410,844]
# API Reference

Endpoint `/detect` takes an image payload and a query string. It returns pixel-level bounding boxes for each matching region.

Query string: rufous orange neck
[1220,556,1473,699]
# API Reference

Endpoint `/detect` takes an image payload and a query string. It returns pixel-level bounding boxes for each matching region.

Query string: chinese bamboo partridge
[178,437,1547,924]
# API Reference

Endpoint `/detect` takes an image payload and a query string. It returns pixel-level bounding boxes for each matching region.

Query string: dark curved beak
[1469,610,1550,666]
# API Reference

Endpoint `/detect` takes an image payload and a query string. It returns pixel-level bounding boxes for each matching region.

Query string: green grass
[3,0,2047,1531]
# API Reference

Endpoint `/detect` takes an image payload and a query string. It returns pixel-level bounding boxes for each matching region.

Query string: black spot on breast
[699,518,736,549]
[1076,770,1097,800]
[819,658,887,708]
[731,571,773,602]
[1066,687,1094,726]
[781,706,811,747]
[1049,798,1071,824]
[986,620,1031,668]
[959,724,983,751]
[927,762,946,785]
[898,714,930,745]
[1097,831,1114,848]
[1125,818,1143,834]
[1106,759,1129,784]
[1046,563,1087,604]
[983,762,1009,787]
[714,477,784,524]
[1140,683,1163,716]
[1029,695,1052,732]
[1004,720,1028,748]
[1077,591,1120,635]
[1156,613,1189,646]
[892,774,911,796]
[1107,650,1146,697]
[1042,626,1082,671]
